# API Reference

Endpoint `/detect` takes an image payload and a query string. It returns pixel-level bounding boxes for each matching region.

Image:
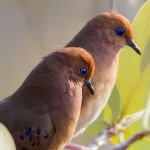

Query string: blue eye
[116,28,124,36]
[80,67,87,75]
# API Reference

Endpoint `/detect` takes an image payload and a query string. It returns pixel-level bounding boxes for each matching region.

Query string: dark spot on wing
[44,132,49,139]
[18,127,49,148]
[36,128,41,135]
[19,134,24,140]
[25,128,32,136]
[29,135,32,142]
[31,142,36,146]
[22,148,27,150]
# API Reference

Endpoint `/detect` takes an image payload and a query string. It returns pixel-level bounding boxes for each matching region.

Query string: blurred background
[0,0,146,99]
[0,0,150,150]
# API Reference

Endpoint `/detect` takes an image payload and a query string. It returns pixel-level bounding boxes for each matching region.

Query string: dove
[0,47,95,150]
[66,12,141,136]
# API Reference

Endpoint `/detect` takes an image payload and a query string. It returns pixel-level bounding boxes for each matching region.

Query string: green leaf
[121,65,150,116]
[124,121,150,150]
[108,86,121,122]
[103,103,114,122]
[142,92,150,129]
[86,117,109,137]
[118,110,145,129]
[141,38,150,71]
[117,0,150,118]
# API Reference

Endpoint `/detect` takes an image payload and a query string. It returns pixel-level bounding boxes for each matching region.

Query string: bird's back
[0,50,84,150]
[0,95,55,150]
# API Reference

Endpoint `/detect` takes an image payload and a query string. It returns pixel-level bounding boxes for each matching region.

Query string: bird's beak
[126,39,141,55]
[83,80,94,95]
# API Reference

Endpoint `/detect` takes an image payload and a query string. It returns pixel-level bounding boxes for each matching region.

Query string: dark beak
[83,80,94,95]
[126,39,141,55]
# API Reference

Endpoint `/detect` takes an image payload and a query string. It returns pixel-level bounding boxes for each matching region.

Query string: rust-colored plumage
[56,47,95,81]
[88,12,134,40]
[66,12,141,136]
[0,47,95,150]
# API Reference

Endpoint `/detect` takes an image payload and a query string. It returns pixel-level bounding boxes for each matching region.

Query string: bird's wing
[47,88,82,150]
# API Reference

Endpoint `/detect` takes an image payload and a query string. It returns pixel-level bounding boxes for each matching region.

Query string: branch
[65,130,150,150]
[65,143,88,150]
[65,126,116,150]
[87,126,116,149]
[112,130,150,150]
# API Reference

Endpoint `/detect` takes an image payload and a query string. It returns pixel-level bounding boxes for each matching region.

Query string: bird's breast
[74,56,119,136]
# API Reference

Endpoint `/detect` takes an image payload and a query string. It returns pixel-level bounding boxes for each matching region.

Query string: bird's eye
[80,67,87,75]
[116,28,124,36]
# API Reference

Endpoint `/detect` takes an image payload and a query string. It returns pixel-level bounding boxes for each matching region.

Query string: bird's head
[57,47,95,95]
[88,12,141,55]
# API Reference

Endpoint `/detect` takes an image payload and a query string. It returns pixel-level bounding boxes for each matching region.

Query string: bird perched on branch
[0,47,95,150]
[66,12,141,136]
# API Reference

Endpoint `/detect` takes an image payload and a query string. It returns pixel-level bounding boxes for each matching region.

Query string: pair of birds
[0,12,141,150]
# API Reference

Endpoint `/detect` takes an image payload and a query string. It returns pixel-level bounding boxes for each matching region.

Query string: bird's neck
[66,27,120,97]
[10,59,83,113]
[66,27,120,69]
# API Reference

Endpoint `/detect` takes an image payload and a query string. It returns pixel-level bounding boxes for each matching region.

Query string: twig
[66,126,116,150]
[65,143,88,150]
[66,129,150,150]
[112,131,150,150]
[87,126,116,149]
